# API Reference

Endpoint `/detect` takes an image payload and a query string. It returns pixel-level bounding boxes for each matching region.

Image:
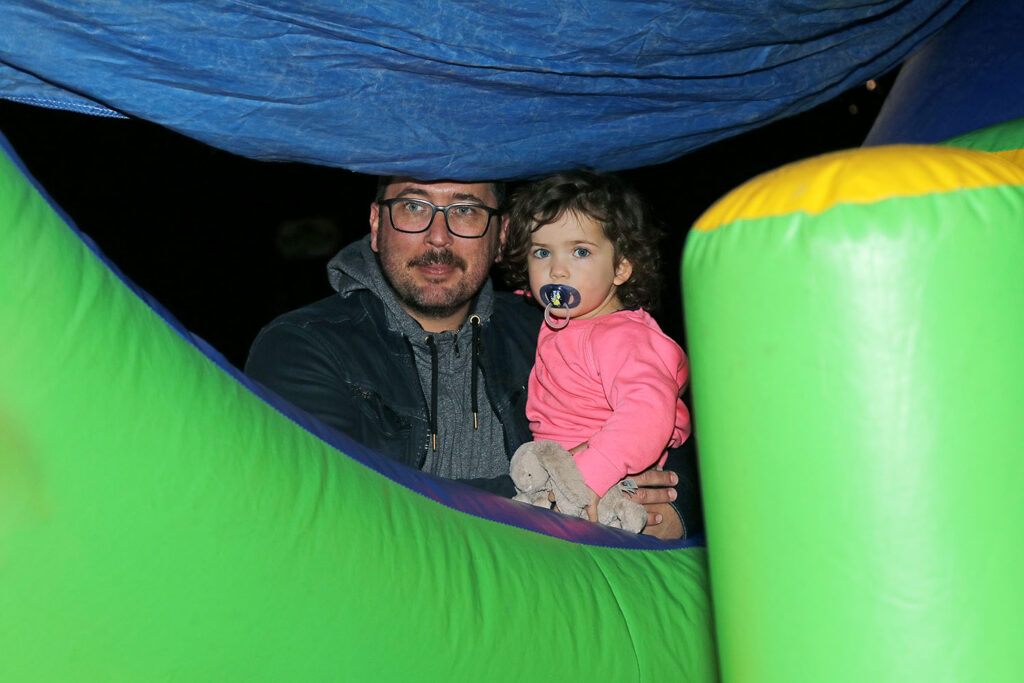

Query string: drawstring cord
[470,315,481,429]
[424,315,481,451]
[425,335,438,451]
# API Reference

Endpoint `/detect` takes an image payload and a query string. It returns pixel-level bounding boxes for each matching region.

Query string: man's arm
[245,321,358,437]
[247,319,519,497]
[458,474,516,498]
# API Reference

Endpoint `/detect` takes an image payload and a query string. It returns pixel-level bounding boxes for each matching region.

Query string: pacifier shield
[538,284,581,309]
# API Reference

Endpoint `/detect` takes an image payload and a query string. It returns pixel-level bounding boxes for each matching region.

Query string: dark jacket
[245,286,542,496]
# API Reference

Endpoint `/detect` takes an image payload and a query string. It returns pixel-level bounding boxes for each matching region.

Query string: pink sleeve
[573,321,690,496]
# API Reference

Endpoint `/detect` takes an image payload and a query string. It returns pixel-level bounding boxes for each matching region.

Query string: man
[245,177,689,538]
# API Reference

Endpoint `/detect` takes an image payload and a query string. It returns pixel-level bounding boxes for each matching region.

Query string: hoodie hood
[325,235,507,481]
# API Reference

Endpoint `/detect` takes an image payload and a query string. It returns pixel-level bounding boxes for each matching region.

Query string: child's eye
[572,247,590,258]
[531,247,550,258]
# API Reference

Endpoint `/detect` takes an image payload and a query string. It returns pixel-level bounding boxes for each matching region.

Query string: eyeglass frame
[377,197,501,239]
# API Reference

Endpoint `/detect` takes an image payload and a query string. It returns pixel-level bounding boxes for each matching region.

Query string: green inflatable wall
[9,110,1024,681]
[684,133,1024,680]
[0,140,716,681]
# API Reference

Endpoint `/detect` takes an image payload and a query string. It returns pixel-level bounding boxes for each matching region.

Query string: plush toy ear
[509,443,536,486]
[510,442,554,489]
[510,442,561,507]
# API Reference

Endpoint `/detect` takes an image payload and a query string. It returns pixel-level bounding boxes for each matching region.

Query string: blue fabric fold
[0,0,968,178]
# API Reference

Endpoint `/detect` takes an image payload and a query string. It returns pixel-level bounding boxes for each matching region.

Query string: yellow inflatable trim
[694,144,1024,231]
[992,147,1024,169]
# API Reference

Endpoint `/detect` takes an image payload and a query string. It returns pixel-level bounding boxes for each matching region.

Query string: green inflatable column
[683,143,1024,681]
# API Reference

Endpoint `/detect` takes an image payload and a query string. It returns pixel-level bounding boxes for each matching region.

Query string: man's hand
[626,468,684,540]
[548,462,685,538]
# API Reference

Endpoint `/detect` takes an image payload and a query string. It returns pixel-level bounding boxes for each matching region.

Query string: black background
[0,70,896,367]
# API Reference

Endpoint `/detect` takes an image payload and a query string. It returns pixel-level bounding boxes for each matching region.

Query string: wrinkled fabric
[0,0,967,179]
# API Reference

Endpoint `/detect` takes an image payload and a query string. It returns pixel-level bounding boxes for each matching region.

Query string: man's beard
[381,248,480,320]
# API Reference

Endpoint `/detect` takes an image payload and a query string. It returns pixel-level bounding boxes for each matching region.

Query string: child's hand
[584,486,600,523]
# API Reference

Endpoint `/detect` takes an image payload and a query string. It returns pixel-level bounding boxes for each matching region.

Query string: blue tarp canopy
[0,1,968,180]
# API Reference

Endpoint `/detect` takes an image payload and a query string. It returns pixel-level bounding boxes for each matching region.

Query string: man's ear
[613,257,633,286]
[369,202,381,253]
[493,214,510,263]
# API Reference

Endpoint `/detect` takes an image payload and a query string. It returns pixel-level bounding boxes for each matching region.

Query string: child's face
[527,210,632,320]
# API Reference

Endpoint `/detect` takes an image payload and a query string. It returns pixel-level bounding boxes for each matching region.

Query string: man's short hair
[375,176,507,210]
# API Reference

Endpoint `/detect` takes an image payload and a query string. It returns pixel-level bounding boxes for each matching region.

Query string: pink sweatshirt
[526,309,691,496]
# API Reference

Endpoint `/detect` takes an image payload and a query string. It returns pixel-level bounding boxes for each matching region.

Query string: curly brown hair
[502,169,662,311]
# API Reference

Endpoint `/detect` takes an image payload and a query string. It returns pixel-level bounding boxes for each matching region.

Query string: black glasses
[379,197,499,238]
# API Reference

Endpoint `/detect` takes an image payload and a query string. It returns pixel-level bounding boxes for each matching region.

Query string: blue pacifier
[539,284,581,329]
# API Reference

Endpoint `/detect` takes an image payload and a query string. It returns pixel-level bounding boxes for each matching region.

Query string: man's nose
[423,210,452,247]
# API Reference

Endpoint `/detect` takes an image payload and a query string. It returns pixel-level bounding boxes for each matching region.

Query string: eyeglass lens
[389,199,490,237]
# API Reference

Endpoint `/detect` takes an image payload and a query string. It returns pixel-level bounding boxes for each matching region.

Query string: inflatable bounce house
[2,1,1023,680]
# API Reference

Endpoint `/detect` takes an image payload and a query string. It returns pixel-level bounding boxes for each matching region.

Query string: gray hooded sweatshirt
[327,236,510,481]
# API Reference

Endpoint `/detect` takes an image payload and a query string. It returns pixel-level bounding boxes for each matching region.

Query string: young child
[504,169,691,525]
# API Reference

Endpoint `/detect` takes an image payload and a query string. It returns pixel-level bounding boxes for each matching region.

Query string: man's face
[369,178,507,329]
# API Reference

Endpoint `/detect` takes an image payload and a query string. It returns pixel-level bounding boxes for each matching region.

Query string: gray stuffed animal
[510,440,647,533]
